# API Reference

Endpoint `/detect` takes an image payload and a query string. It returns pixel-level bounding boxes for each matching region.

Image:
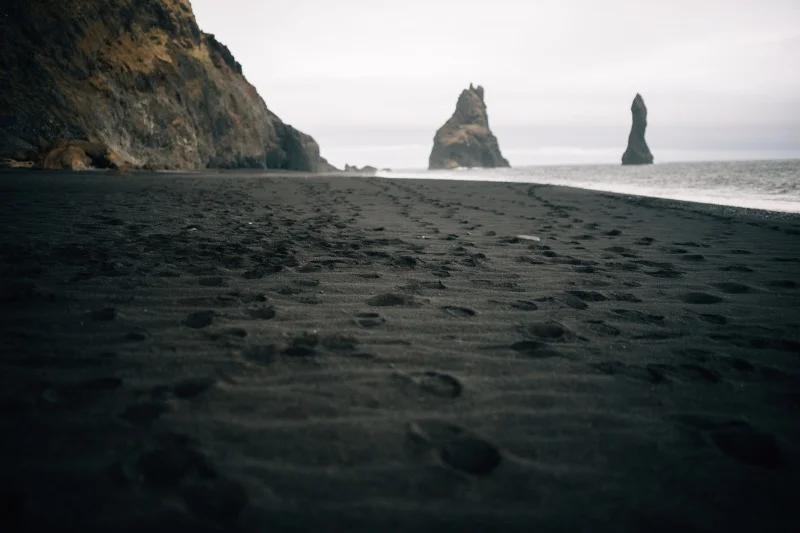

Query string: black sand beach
[1,170,799,532]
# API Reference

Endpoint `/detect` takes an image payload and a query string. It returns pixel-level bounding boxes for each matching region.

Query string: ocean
[376,159,800,213]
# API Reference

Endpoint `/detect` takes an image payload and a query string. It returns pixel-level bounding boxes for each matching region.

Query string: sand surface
[1,170,799,532]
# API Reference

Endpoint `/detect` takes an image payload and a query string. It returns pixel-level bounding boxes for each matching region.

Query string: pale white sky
[190,0,800,167]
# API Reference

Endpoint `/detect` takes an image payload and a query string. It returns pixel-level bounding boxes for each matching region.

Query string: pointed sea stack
[621,93,654,165]
[428,84,509,170]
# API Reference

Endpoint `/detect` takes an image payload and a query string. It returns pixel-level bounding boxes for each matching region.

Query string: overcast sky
[190,0,800,168]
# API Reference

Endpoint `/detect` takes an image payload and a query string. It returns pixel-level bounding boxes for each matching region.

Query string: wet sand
[1,170,799,532]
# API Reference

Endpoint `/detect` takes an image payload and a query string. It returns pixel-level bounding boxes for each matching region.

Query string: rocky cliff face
[428,84,509,170]
[621,93,654,166]
[0,0,334,171]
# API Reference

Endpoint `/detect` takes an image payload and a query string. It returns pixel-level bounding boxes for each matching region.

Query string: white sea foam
[376,159,800,213]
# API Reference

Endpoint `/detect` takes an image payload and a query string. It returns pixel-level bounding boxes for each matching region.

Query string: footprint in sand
[673,418,786,469]
[419,281,447,290]
[592,361,668,385]
[766,279,797,289]
[559,293,588,310]
[242,269,267,279]
[611,292,642,303]
[693,312,728,325]
[645,268,683,278]
[76,376,124,391]
[205,327,248,340]
[519,321,575,342]
[709,334,800,353]
[276,285,303,295]
[647,363,720,384]
[124,331,149,342]
[632,328,687,340]
[671,347,713,359]
[508,300,539,311]
[407,421,501,476]
[243,344,277,365]
[506,341,562,358]
[719,265,754,273]
[398,371,463,398]
[172,377,216,399]
[612,309,665,325]
[185,310,215,328]
[416,372,463,398]
[236,292,268,304]
[605,261,639,271]
[319,334,359,352]
[367,293,416,307]
[355,312,385,328]
[711,282,751,294]
[120,401,169,424]
[292,279,320,288]
[198,276,226,287]
[586,320,621,337]
[88,307,117,321]
[682,292,724,304]
[281,332,360,357]
[298,263,323,273]
[393,255,419,269]
[442,306,476,317]
[675,364,721,383]
[248,306,276,320]
[134,436,217,488]
[566,290,608,302]
[605,245,635,256]
[182,479,249,524]
[721,357,756,373]
[674,241,709,248]
[156,267,182,278]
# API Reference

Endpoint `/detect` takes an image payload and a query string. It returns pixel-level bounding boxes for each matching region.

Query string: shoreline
[379,176,800,217]
[384,176,800,221]
[4,166,800,219]
[532,182,800,222]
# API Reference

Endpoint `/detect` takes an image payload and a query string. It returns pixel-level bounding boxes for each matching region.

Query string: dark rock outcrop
[621,93,654,165]
[428,84,509,170]
[0,0,335,171]
[344,164,378,174]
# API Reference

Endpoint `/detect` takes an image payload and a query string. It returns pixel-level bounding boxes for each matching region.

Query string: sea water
[377,159,800,213]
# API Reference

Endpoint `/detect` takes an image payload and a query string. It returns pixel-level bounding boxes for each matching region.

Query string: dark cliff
[0,0,335,171]
[621,93,654,166]
[428,84,509,170]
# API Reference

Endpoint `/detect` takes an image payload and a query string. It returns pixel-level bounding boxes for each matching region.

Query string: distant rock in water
[0,0,335,172]
[344,164,378,174]
[428,84,510,170]
[621,94,654,165]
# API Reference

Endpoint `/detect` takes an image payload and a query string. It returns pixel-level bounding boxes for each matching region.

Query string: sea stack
[621,93,654,165]
[428,84,510,170]
[0,0,335,171]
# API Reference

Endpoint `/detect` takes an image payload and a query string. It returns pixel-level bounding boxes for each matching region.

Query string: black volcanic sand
[1,170,799,533]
